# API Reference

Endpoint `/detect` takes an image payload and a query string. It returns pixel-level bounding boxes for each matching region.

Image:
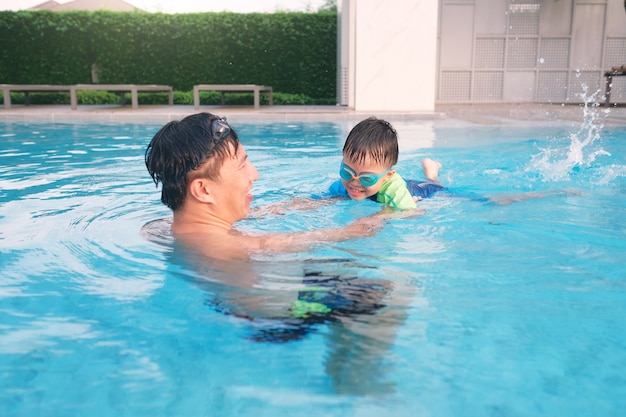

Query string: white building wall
[437,0,626,104]
[339,0,439,112]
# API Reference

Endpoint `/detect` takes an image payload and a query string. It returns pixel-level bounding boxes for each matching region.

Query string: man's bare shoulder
[141,218,258,261]
[177,229,255,261]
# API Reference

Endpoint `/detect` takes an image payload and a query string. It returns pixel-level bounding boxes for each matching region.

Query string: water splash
[527,83,611,181]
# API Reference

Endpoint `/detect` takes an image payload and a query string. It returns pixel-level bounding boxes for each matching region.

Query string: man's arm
[248,196,341,218]
[253,215,384,252]
[249,179,351,218]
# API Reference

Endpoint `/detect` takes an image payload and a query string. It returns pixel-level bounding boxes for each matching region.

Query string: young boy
[251,116,575,218]
[326,117,445,210]
[323,117,576,208]
[250,117,444,217]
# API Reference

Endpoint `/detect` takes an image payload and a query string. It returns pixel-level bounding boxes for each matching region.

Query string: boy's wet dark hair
[145,112,239,211]
[342,117,399,168]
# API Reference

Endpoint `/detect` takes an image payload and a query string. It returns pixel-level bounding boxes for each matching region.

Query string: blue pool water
[1,108,625,416]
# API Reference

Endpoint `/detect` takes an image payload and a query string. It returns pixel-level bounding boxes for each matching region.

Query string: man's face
[210,144,259,223]
[340,155,393,201]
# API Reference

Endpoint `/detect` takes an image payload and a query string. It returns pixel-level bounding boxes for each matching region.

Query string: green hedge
[0,10,337,101]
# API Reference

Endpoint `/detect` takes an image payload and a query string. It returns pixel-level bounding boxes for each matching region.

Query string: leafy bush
[7,92,70,105]
[0,10,338,103]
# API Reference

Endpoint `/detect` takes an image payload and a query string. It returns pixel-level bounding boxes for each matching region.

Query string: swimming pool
[1,106,625,416]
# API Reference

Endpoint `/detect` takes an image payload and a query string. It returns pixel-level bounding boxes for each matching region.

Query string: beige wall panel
[539,0,573,36]
[571,4,605,69]
[439,4,474,68]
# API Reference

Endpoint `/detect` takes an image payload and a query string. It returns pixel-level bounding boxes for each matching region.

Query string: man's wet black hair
[145,112,239,211]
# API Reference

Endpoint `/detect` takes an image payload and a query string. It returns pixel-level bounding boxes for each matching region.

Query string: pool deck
[1,103,625,126]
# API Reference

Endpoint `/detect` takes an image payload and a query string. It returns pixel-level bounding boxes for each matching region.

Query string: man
[145,112,420,394]
[145,112,385,261]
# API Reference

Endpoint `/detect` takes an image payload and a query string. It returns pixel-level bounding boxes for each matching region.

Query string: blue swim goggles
[339,161,392,187]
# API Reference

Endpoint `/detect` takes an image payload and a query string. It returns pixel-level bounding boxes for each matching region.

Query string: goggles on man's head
[210,116,231,141]
[339,161,392,187]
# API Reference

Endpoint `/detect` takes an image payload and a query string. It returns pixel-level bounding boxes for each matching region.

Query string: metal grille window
[507,38,538,68]
[508,1,540,35]
[539,38,570,68]
[439,71,471,101]
[568,71,602,100]
[537,71,568,102]
[473,71,504,100]
[604,38,626,68]
[437,0,624,104]
[475,38,506,68]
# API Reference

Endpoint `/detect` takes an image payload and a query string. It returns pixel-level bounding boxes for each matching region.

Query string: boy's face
[340,155,395,201]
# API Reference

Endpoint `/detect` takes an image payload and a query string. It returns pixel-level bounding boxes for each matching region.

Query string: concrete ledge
[0,104,445,124]
[1,103,624,126]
